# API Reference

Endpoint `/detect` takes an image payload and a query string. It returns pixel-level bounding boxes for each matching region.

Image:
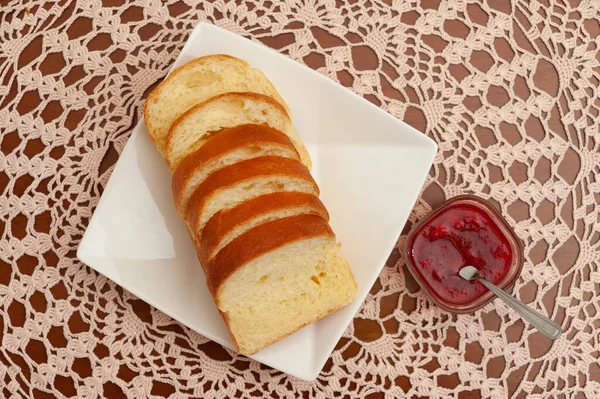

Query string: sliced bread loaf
[143,54,358,356]
[185,156,318,236]
[198,192,329,265]
[144,54,289,156]
[204,214,357,355]
[165,92,311,170]
[172,124,300,217]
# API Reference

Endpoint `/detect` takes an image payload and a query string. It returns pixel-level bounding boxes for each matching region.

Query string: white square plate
[77,22,437,380]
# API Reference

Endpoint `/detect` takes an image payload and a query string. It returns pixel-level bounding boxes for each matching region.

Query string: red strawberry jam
[405,196,523,312]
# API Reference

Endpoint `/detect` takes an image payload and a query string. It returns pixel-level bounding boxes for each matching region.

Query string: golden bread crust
[205,214,334,297]
[185,156,318,235]
[198,192,329,264]
[165,92,291,165]
[171,124,299,214]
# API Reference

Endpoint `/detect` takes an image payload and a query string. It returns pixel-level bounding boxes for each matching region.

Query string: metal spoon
[459,266,562,340]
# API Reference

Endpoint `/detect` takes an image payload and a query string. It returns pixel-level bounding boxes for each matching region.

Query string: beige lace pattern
[1,0,599,398]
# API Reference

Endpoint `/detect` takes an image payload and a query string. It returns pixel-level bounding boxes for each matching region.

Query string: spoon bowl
[458,265,479,281]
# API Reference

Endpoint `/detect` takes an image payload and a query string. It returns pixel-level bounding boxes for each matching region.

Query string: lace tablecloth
[1,0,599,398]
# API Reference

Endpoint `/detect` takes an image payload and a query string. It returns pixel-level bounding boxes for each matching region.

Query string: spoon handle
[475,277,562,340]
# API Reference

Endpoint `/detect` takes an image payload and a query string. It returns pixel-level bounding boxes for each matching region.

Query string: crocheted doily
[1,0,599,398]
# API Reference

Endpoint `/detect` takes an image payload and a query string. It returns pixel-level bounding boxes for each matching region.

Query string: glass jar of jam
[404,195,524,313]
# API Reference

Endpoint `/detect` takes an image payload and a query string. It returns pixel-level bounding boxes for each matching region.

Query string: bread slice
[203,214,357,355]
[165,92,311,170]
[198,192,329,265]
[172,124,300,217]
[144,54,290,156]
[185,156,318,236]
